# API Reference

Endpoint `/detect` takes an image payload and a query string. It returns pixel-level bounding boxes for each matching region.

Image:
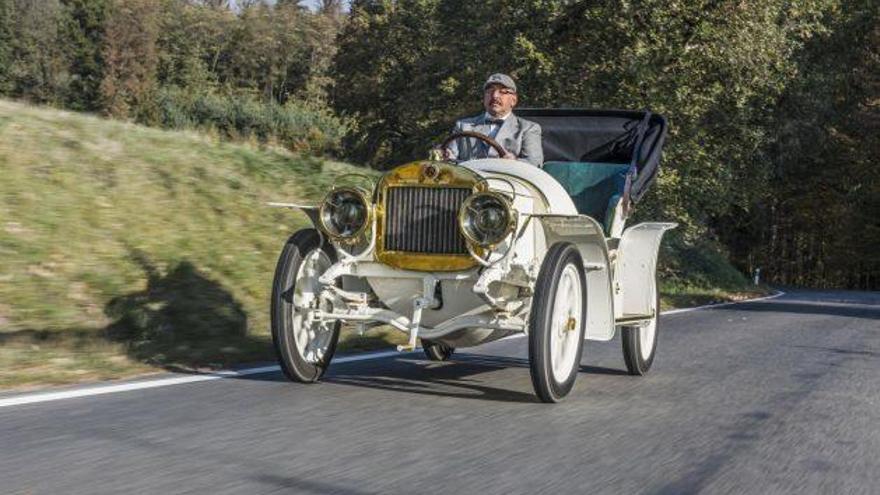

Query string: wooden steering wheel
[440,131,508,158]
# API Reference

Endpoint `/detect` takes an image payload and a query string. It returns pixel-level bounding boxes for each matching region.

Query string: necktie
[483,118,504,156]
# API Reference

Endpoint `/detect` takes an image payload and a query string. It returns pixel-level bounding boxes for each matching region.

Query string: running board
[615,313,654,325]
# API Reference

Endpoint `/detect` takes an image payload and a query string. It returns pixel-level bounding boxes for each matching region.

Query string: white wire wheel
[528,242,587,403]
[271,229,341,383]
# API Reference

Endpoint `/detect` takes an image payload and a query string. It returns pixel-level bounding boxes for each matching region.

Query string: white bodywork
[275,158,675,350]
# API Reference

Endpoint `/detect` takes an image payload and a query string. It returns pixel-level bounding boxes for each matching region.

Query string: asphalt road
[2,289,879,495]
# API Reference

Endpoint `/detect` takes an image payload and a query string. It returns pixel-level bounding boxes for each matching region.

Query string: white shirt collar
[484,111,512,121]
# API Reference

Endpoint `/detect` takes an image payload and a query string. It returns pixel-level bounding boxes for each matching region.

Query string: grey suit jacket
[447,113,543,167]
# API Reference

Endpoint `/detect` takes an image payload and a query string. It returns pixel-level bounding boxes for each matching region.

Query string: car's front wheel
[528,242,587,403]
[271,229,341,383]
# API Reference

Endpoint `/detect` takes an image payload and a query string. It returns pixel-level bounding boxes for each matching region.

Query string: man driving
[445,73,543,167]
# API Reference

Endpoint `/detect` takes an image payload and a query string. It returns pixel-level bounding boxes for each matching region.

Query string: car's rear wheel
[271,229,341,383]
[528,243,587,403]
[422,339,455,361]
[621,284,659,375]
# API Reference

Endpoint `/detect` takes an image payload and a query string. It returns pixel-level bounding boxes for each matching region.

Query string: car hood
[461,159,578,215]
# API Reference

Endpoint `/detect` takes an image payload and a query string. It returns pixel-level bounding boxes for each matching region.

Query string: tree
[155,0,232,92]
[61,0,109,111]
[0,0,13,93]
[742,0,880,289]
[319,0,344,16]
[213,1,339,104]
[2,0,69,104]
[99,0,160,120]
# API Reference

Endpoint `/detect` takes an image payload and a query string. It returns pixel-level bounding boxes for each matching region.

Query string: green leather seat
[542,161,630,235]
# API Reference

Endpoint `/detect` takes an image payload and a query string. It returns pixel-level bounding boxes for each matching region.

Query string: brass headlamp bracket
[329,173,377,195]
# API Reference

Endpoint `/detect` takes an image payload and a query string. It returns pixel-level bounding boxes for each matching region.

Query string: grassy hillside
[0,100,764,389]
[0,99,401,388]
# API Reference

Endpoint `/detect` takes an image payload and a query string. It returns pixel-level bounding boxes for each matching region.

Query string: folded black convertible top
[516,108,667,203]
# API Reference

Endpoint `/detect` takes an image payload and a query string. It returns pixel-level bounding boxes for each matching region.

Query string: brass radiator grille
[384,187,470,254]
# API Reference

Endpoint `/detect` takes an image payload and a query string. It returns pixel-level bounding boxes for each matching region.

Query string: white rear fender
[534,214,615,341]
[615,222,677,319]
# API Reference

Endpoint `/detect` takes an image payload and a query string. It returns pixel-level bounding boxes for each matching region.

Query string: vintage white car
[269,109,674,402]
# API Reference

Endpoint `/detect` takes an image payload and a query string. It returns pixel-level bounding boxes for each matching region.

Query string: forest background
[1,0,877,291]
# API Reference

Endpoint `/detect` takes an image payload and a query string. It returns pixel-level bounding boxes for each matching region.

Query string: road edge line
[660,290,786,315]
[0,351,416,409]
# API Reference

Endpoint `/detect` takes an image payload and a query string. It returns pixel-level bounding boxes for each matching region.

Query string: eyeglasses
[484,87,516,96]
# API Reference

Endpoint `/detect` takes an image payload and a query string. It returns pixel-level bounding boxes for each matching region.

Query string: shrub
[156,87,346,155]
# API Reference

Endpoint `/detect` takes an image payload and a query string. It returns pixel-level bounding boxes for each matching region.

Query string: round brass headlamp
[458,191,516,248]
[318,187,372,241]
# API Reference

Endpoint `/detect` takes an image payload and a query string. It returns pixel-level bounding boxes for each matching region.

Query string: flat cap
[483,73,517,93]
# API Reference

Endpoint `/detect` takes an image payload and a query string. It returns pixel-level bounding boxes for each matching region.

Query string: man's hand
[502,150,516,160]
[430,145,452,161]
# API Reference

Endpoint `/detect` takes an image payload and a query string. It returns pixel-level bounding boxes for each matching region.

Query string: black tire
[422,339,455,361]
[528,242,588,403]
[271,228,341,383]
[621,285,660,375]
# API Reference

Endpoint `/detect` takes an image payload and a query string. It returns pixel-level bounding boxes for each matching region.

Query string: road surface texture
[1,289,879,494]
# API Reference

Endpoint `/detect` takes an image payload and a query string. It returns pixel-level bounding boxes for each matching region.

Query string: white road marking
[660,290,785,315]
[0,292,785,409]
[0,351,413,409]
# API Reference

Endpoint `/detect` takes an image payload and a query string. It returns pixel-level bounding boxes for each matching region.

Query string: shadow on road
[323,353,541,403]
[581,364,630,376]
[793,344,880,358]
[230,350,631,402]
[248,474,378,495]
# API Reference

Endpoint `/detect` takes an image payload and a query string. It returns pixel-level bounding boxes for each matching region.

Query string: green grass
[0,99,764,390]
[657,234,770,310]
[0,99,397,389]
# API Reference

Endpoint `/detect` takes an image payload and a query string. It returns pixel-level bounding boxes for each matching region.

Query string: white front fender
[534,214,616,341]
[267,202,320,227]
